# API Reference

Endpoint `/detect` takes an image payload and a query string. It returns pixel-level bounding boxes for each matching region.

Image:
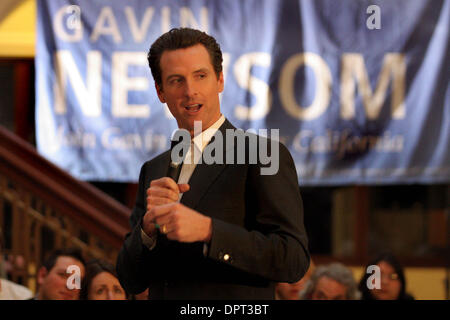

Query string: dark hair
[80,259,126,300]
[358,253,412,300]
[42,248,85,272]
[147,27,223,87]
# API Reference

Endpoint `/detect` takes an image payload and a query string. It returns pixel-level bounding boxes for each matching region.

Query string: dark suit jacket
[116,119,310,299]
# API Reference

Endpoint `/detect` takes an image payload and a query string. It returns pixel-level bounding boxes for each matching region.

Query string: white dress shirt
[141,115,226,252]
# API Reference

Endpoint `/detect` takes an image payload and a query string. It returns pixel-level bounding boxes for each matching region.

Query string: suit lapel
[151,150,171,182]
[180,119,236,210]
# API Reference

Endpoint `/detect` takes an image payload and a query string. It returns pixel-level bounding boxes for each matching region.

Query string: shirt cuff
[141,227,157,250]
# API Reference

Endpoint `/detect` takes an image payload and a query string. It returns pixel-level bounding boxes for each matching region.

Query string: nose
[184,78,198,98]
[381,276,389,286]
[106,290,114,300]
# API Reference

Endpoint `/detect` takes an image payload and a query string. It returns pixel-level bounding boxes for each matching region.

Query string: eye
[389,273,399,280]
[170,77,183,85]
[96,288,104,295]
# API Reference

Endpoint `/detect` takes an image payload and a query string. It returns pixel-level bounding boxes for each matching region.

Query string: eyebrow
[96,285,108,289]
[317,290,344,300]
[193,68,209,74]
[165,68,210,82]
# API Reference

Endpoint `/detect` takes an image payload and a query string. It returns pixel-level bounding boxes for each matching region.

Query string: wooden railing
[0,126,130,289]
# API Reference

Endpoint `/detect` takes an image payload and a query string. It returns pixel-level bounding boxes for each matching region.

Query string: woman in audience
[80,259,127,300]
[359,253,414,300]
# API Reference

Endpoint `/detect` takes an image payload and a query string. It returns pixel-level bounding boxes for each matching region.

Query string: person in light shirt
[0,229,33,300]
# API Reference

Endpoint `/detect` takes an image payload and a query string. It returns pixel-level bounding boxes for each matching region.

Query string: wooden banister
[0,126,130,249]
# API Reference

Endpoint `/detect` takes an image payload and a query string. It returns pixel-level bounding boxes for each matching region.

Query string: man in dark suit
[116,28,310,299]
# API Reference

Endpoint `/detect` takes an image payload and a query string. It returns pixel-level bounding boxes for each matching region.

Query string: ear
[155,83,166,103]
[218,72,224,93]
[37,267,48,285]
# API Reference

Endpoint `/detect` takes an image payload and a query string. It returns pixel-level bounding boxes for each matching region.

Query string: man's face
[37,256,85,300]
[156,44,224,136]
[311,276,348,300]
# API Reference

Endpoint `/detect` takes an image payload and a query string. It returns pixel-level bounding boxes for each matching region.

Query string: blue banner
[35,0,450,185]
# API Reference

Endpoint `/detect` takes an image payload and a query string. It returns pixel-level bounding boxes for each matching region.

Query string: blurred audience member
[276,260,315,300]
[81,259,127,300]
[359,253,414,300]
[35,248,86,300]
[0,228,33,300]
[299,262,360,300]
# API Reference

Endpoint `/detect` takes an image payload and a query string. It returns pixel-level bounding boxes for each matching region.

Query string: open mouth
[184,103,203,112]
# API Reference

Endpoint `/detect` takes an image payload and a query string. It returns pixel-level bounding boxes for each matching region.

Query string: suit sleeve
[206,143,310,283]
[116,163,164,294]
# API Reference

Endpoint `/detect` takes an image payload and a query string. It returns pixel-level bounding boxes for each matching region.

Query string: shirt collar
[191,115,225,152]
